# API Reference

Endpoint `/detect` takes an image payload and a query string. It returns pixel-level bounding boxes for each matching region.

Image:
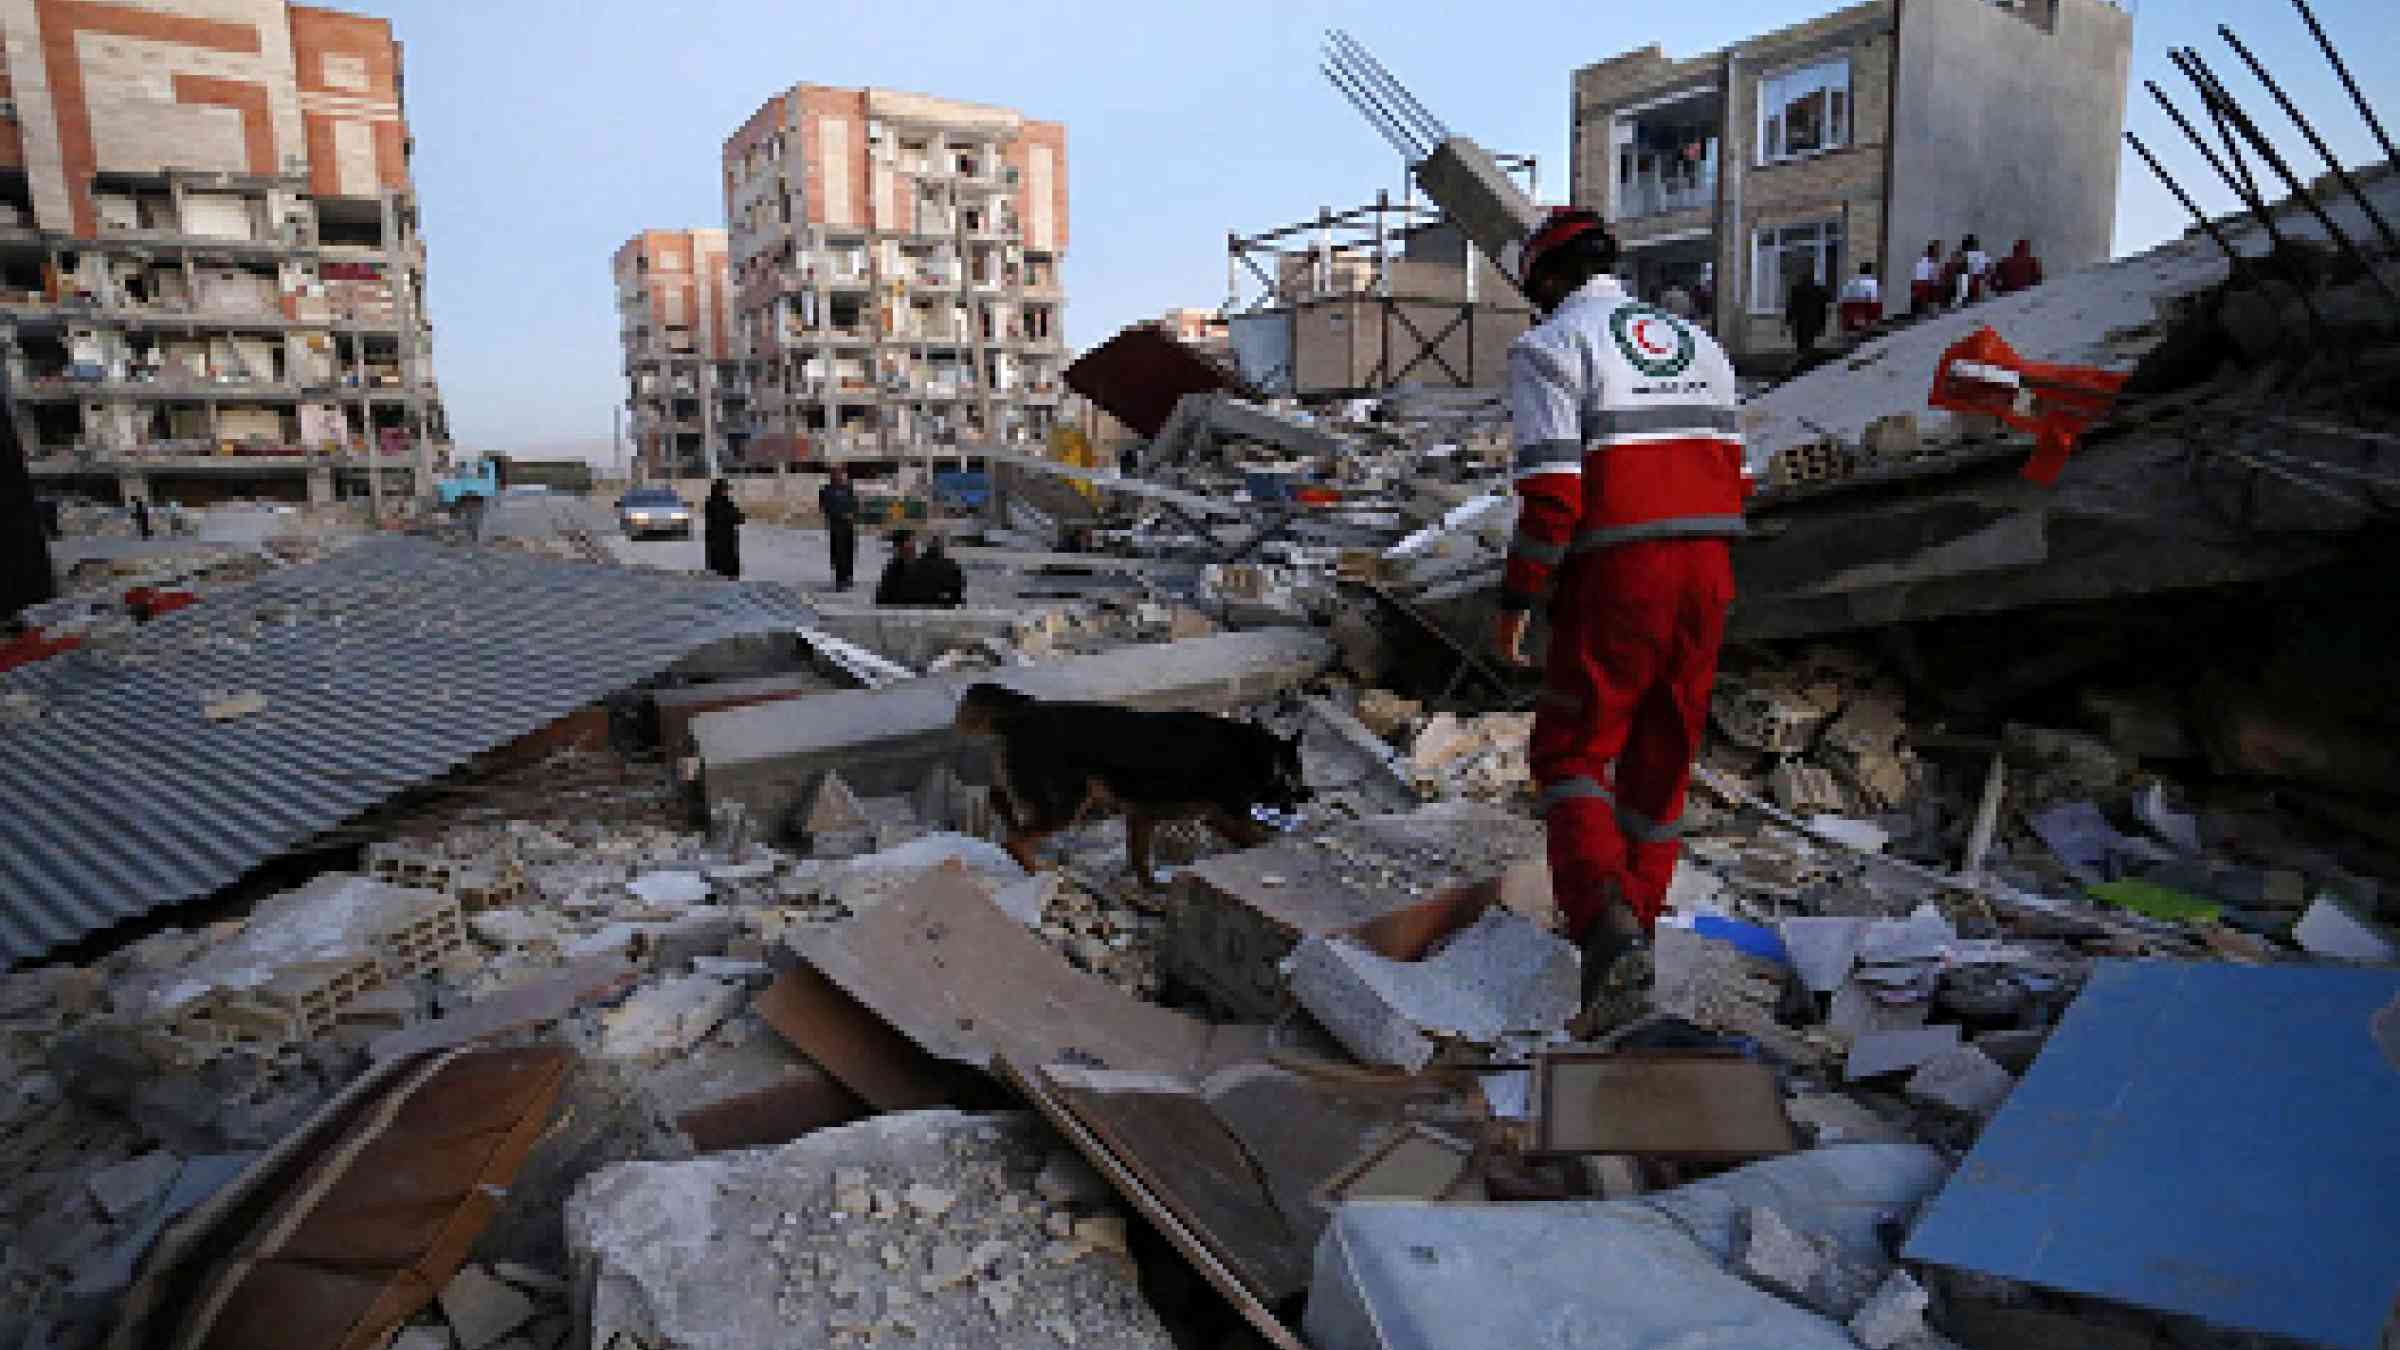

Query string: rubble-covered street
[4,3,2399,1350]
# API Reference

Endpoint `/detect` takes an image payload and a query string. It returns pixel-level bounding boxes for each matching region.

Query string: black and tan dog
[954,683,1309,888]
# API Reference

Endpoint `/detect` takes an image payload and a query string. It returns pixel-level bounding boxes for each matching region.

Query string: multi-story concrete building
[723,84,1066,471]
[1571,0,2132,361]
[613,227,741,477]
[2,0,445,506]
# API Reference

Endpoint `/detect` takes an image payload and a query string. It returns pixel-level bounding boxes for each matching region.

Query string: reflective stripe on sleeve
[1511,439,1586,476]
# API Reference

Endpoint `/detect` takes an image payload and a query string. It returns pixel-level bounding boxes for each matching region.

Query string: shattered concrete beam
[693,629,1332,827]
[803,603,1036,670]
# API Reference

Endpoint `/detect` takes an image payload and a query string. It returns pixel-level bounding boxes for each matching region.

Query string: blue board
[1904,960,2400,1349]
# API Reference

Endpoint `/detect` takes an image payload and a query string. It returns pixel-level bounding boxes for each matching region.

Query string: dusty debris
[568,1111,1175,1350]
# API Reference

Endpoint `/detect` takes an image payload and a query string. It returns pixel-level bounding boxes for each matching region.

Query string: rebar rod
[2219,23,2399,252]
[2291,0,2397,170]
[2177,47,2398,305]
[2124,130,2245,266]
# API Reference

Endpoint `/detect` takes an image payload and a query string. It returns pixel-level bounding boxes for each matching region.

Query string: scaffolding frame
[1223,159,1537,398]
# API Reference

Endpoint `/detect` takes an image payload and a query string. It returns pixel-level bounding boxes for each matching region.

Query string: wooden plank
[752,965,950,1113]
[996,1059,1308,1350]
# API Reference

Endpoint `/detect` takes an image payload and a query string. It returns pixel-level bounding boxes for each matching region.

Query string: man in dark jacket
[1785,271,1833,363]
[875,529,920,605]
[915,535,966,608]
[703,479,744,579]
[818,465,858,590]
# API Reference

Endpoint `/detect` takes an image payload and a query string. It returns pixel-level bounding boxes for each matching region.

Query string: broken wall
[1882,0,2131,297]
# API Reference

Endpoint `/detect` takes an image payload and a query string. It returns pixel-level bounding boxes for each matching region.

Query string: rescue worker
[1839,263,1882,332]
[703,478,744,580]
[1912,241,1944,315]
[819,464,859,591]
[1994,239,2043,295]
[1957,234,1993,305]
[1490,208,1745,1003]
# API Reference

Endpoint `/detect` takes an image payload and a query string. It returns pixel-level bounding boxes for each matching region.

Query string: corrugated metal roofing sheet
[0,538,817,965]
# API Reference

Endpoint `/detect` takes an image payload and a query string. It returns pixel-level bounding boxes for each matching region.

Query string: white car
[616,486,693,538]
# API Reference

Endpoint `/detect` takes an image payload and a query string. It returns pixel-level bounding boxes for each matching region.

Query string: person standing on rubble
[703,478,744,580]
[1784,269,1833,363]
[1489,207,1746,1005]
[819,464,859,591]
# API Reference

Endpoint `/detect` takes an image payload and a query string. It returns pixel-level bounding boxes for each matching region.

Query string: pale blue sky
[379,0,2396,453]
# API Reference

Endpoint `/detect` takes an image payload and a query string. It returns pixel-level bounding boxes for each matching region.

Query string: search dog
[954,683,1309,889]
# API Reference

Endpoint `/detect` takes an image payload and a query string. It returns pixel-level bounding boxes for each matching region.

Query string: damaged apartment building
[613,228,744,477]
[723,84,1067,471]
[2,0,445,507]
[1572,0,2132,362]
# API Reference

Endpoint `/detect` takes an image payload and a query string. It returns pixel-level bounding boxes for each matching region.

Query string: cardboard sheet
[1528,1050,1797,1161]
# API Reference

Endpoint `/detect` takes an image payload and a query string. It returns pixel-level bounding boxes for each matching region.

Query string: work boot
[1572,901,1653,1040]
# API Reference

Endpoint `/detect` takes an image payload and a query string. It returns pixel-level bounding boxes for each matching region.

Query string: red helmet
[1518,207,1614,283]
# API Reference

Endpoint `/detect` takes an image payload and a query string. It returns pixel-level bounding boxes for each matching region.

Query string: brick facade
[615,227,742,476]
[719,83,1068,470]
[1570,1,1905,359]
[0,0,444,489]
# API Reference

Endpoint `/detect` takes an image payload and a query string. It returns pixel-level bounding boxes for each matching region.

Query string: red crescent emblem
[1634,318,1672,356]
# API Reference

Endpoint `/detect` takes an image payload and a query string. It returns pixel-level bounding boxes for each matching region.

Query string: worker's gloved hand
[1490,612,1530,667]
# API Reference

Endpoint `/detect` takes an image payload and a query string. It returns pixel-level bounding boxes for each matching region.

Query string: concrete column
[306,464,335,506]
[115,470,148,505]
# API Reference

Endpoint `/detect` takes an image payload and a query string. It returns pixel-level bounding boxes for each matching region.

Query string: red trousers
[1530,539,1733,938]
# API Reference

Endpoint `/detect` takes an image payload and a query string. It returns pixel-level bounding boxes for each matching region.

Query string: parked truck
[436,453,596,506]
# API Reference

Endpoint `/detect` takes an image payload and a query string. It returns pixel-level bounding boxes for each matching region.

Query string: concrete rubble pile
[9,168,2399,1350]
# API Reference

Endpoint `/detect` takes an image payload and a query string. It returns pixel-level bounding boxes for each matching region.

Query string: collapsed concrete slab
[806,602,1037,669]
[1165,802,1544,1021]
[567,1110,1175,1350]
[1285,909,1577,1072]
[693,628,1330,826]
[1306,1144,1947,1350]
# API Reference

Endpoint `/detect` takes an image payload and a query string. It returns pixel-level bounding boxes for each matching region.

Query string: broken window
[1750,220,1842,313]
[1757,58,1850,164]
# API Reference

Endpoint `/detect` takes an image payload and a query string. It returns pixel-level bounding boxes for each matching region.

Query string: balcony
[1618,169,1717,221]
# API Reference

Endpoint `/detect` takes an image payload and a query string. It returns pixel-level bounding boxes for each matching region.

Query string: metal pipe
[2291,0,2397,170]
[2124,131,2245,267]
[2219,23,2399,253]
[2177,48,2398,306]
